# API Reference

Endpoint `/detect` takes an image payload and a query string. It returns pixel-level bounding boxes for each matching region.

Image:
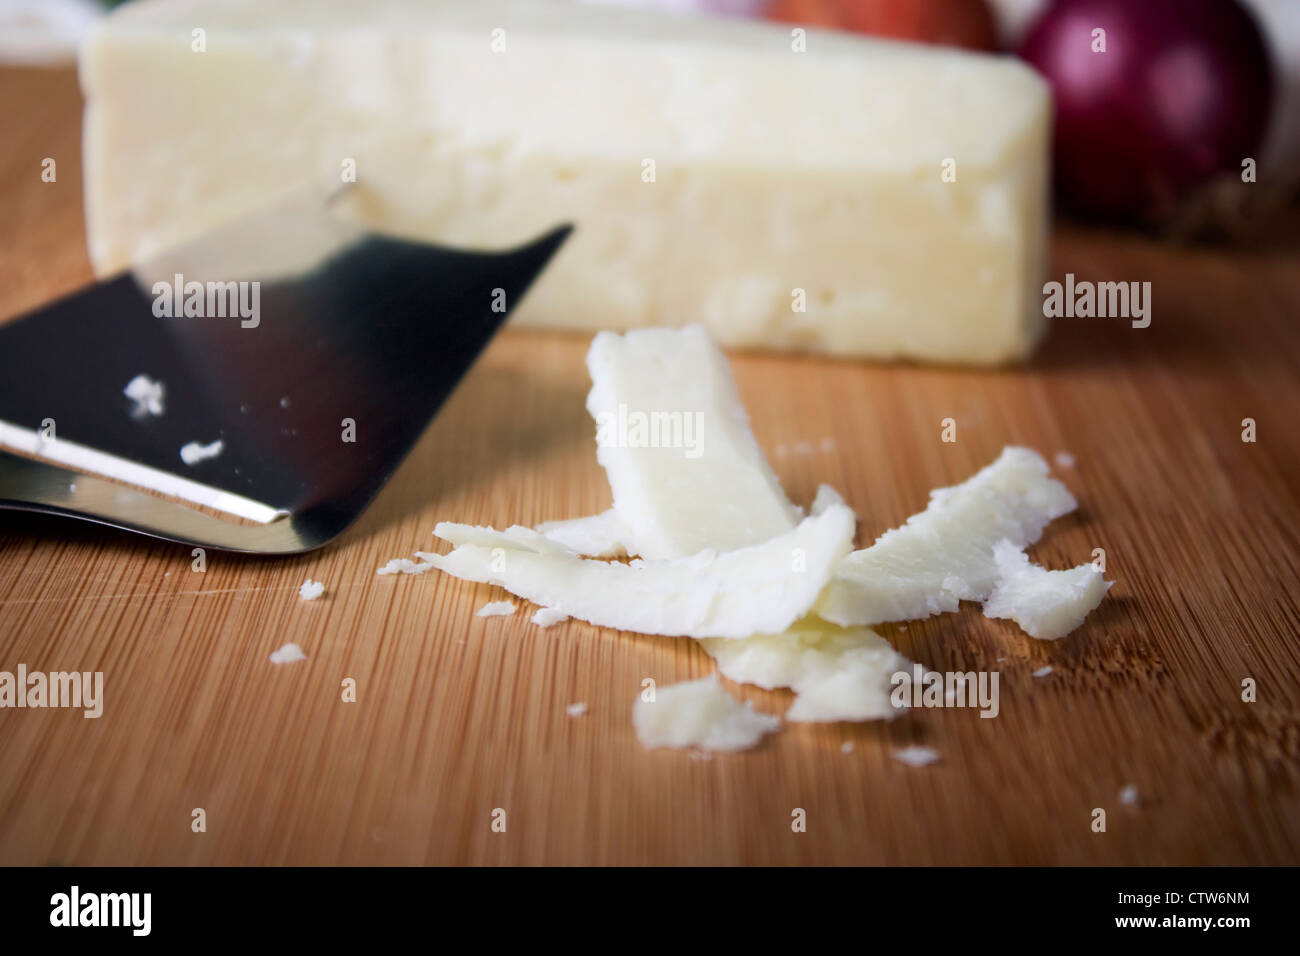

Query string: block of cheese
[80,0,1051,364]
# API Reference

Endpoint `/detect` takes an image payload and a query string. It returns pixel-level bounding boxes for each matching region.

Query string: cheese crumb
[298,579,324,601]
[841,741,855,754]
[269,642,306,664]
[1119,784,1140,806]
[123,374,165,417]
[476,600,516,618]
[1054,451,1077,468]
[179,438,224,466]
[893,746,940,767]
[532,607,569,628]
[633,675,780,752]
[982,541,1111,640]
[1032,665,1053,678]
[565,702,587,717]
[376,557,436,576]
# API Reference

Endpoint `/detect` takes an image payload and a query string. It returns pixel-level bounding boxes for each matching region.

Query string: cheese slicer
[0,190,571,553]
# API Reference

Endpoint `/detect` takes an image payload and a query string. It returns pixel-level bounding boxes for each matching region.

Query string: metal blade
[0,192,570,551]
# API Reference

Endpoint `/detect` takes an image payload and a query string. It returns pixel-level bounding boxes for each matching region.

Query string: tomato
[765,0,999,52]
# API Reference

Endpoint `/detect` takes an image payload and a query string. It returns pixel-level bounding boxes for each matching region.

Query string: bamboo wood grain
[1,67,1297,865]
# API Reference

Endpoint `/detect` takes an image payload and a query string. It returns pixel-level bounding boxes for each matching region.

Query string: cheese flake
[981,541,1111,640]
[633,676,780,752]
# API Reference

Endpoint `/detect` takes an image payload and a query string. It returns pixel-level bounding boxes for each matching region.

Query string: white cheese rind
[81,0,1049,364]
[633,675,780,752]
[586,326,800,560]
[816,448,1077,626]
[425,504,855,639]
[981,540,1111,640]
[701,620,912,723]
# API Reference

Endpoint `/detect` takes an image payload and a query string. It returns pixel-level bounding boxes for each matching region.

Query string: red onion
[1019,0,1273,223]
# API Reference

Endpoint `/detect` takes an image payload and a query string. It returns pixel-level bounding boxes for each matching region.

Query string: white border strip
[0,419,287,525]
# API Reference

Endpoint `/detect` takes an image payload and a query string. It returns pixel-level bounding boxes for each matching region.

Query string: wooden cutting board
[1,67,1297,866]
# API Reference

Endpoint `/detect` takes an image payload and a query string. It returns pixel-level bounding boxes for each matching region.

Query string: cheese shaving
[425,505,855,639]
[586,325,800,560]
[535,509,631,558]
[816,447,1077,626]
[700,620,913,722]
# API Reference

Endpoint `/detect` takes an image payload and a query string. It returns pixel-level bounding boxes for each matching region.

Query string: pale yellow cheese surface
[81,0,1051,363]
